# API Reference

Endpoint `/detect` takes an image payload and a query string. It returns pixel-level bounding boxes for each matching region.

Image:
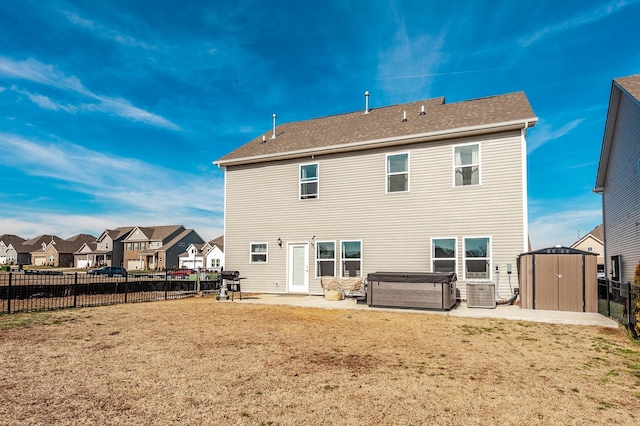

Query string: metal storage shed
[517,246,598,312]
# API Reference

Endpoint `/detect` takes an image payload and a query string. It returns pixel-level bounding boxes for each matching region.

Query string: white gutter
[215,117,538,168]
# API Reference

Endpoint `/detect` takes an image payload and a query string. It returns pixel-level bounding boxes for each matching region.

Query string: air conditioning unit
[466,283,496,309]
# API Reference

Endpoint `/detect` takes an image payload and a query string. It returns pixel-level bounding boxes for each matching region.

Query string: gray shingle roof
[216,91,537,166]
[615,74,640,102]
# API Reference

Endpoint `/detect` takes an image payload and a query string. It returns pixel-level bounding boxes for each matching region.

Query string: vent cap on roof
[364,91,370,114]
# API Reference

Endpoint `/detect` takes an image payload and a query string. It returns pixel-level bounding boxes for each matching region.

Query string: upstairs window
[316,241,336,277]
[386,153,409,192]
[454,144,480,186]
[432,238,456,273]
[300,163,319,199]
[250,243,268,263]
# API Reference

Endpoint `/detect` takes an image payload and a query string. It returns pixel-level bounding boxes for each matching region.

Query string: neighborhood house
[215,91,537,299]
[595,73,640,283]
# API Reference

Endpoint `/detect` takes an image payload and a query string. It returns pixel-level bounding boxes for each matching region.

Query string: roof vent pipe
[402,111,407,122]
[420,105,425,115]
[364,91,370,114]
[271,113,277,139]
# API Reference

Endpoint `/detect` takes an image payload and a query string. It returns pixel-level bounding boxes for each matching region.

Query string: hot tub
[367,272,457,311]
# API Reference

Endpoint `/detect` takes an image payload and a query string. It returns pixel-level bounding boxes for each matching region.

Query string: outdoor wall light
[277,238,283,247]
[310,235,315,247]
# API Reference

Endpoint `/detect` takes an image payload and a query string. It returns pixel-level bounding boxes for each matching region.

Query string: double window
[316,241,336,277]
[300,163,318,199]
[250,243,268,263]
[454,144,480,186]
[386,153,409,192]
[341,240,362,278]
[464,237,491,280]
[432,238,457,273]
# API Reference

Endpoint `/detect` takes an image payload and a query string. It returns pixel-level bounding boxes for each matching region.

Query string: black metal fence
[0,272,221,314]
[598,278,640,338]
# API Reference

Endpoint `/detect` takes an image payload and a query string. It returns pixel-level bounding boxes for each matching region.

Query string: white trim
[299,162,319,200]
[430,237,458,275]
[385,152,410,193]
[340,239,363,278]
[249,242,268,264]
[463,236,492,281]
[315,240,337,278]
[521,126,529,252]
[452,142,481,187]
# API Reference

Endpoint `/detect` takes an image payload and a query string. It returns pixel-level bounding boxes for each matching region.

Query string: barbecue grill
[217,270,242,301]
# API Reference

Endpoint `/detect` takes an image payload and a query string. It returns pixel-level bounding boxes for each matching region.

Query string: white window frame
[463,236,491,281]
[453,143,481,187]
[431,237,457,274]
[340,240,362,278]
[299,162,319,200]
[249,242,268,263]
[386,152,410,193]
[315,240,336,278]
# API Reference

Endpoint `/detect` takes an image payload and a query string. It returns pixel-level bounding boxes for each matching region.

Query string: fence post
[124,278,128,304]
[606,279,611,317]
[73,272,78,308]
[7,272,11,314]
[627,282,632,329]
[165,271,168,300]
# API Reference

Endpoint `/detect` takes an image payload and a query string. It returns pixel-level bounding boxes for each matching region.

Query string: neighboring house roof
[126,225,185,242]
[209,235,224,252]
[595,74,640,191]
[0,234,26,247]
[66,233,96,244]
[215,91,537,167]
[19,235,64,253]
[571,224,604,248]
[162,229,204,250]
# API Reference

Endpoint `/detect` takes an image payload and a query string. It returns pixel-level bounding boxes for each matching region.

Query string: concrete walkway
[219,293,619,328]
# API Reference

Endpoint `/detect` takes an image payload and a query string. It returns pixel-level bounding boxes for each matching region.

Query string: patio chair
[320,276,341,294]
[339,277,364,298]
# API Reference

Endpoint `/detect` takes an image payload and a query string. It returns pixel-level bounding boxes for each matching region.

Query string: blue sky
[1,0,638,248]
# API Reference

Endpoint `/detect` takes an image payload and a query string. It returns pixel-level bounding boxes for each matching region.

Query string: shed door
[535,255,559,310]
[534,254,584,311]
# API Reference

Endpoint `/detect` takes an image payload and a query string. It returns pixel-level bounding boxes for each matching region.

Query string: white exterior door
[288,244,309,293]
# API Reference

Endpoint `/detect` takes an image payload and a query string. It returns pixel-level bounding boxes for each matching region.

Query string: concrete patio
[216,293,619,328]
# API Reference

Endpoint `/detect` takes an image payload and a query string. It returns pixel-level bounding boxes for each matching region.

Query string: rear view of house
[215,91,537,298]
[594,73,640,282]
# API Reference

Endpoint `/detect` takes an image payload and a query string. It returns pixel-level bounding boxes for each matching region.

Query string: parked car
[88,266,127,277]
[167,268,194,278]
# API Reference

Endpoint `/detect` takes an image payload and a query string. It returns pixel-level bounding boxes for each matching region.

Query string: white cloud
[528,196,602,249]
[519,0,639,46]
[0,56,179,129]
[62,10,155,50]
[527,118,584,154]
[0,132,224,220]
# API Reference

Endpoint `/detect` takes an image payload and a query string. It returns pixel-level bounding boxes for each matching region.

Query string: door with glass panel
[288,244,309,293]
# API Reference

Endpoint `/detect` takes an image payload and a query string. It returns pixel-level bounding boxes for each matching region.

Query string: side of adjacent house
[123,225,205,270]
[216,91,537,298]
[595,73,640,283]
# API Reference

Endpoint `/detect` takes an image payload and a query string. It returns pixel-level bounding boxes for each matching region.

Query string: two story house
[594,73,640,283]
[122,225,204,270]
[215,91,537,298]
[77,226,135,268]
[177,236,225,271]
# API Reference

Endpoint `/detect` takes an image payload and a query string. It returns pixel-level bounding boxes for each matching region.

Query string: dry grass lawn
[1,296,639,425]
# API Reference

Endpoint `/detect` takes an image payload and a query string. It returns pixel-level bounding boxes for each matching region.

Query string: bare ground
[1,296,639,425]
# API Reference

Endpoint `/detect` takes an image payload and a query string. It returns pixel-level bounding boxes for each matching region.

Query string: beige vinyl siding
[602,93,640,282]
[224,130,526,298]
